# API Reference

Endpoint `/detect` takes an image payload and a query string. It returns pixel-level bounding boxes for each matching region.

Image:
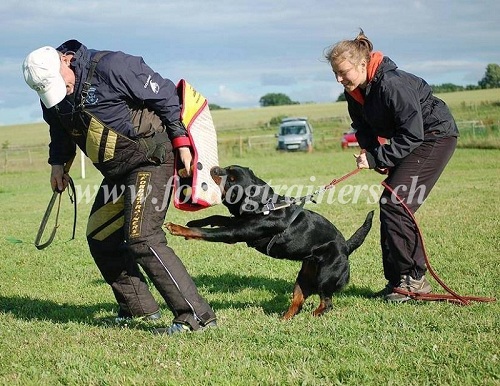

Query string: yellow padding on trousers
[86,195,124,240]
[86,117,117,163]
[91,216,124,241]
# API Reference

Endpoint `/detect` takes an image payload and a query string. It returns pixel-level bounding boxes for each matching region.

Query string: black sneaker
[201,320,218,331]
[114,309,161,323]
[153,320,218,336]
[385,275,432,302]
[157,322,192,336]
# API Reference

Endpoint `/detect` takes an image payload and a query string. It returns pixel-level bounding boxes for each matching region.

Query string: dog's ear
[247,168,269,187]
[221,165,279,216]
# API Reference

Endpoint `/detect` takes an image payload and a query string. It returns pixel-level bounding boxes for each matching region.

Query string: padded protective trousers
[379,136,457,285]
[86,155,216,330]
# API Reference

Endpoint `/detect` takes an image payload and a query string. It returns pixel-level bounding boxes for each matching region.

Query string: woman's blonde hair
[325,29,373,67]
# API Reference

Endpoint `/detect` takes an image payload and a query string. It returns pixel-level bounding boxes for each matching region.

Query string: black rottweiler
[166,165,373,319]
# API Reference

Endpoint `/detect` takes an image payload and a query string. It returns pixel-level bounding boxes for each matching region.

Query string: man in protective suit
[23,40,216,335]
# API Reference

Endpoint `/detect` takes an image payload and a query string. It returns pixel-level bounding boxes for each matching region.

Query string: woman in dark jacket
[325,29,459,301]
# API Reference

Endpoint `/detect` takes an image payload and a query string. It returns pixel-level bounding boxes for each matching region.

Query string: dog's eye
[229,175,236,182]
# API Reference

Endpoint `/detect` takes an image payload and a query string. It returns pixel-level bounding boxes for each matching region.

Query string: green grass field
[0,90,499,385]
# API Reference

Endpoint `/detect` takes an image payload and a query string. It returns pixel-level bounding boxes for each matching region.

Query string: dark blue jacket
[42,39,189,165]
[347,56,459,169]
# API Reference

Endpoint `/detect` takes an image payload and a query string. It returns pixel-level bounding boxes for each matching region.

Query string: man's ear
[61,53,73,66]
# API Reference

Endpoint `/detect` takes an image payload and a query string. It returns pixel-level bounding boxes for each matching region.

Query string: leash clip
[262,199,276,215]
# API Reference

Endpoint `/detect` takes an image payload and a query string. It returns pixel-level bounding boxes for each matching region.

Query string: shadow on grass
[194,272,377,317]
[0,275,377,326]
[0,295,117,326]
[195,272,291,316]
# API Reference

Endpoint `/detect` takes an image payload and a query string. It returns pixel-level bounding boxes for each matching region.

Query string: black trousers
[379,136,457,285]
[86,155,215,330]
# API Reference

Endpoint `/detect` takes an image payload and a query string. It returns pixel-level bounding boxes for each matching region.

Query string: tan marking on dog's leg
[282,261,318,320]
[164,222,203,239]
[312,297,332,317]
[282,283,305,320]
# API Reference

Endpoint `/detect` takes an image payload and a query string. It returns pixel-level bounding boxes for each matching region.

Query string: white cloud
[0,0,499,125]
[213,85,257,107]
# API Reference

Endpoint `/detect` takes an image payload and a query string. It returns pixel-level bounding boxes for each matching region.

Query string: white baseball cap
[23,46,67,108]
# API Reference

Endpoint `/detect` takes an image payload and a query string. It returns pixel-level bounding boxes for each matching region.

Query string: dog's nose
[210,166,226,177]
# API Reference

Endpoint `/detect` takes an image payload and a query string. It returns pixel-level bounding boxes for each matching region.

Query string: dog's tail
[346,210,374,255]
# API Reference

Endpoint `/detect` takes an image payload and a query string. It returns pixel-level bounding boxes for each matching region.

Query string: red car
[341,126,387,149]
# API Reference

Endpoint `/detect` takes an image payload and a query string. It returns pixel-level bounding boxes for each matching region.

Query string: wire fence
[456,120,486,136]
[1,120,497,173]
[1,145,49,173]
[0,134,341,174]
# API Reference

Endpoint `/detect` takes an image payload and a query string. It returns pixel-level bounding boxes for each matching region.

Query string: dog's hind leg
[282,260,318,320]
[311,241,350,317]
[283,283,306,320]
[312,296,332,317]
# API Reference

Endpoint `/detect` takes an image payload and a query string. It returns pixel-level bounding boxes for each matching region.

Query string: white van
[276,117,313,152]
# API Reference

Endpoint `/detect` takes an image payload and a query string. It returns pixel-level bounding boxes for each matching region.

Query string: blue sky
[1,0,499,126]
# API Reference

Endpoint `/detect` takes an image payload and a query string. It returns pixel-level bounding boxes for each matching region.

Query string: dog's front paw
[165,222,201,240]
[165,222,184,236]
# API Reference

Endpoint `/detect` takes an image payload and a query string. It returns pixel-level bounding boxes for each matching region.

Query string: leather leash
[35,158,77,250]
[307,168,361,201]
[382,180,496,305]
[298,167,495,305]
[323,168,361,190]
[265,168,361,254]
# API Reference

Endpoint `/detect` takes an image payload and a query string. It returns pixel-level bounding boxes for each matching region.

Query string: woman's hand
[353,150,370,169]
